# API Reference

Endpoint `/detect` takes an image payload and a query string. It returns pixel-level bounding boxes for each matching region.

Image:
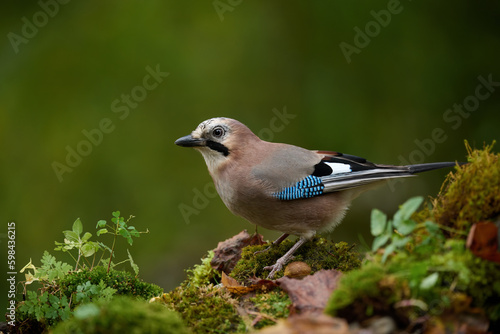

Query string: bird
[175,117,458,278]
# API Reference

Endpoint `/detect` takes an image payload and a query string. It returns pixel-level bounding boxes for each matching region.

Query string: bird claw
[264,255,294,279]
[264,263,283,279]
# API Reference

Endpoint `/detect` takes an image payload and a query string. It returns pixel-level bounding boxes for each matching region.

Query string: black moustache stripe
[206,140,229,156]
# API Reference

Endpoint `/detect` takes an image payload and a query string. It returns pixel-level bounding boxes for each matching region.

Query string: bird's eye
[212,126,225,138]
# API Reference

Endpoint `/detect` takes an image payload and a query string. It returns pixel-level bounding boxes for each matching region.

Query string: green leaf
[82,232,92,242]
[39,291,49,303]
[45,306,58,320]
[96,228,108,236]
[112,211,120,218]
[394,196,424,226]
[119,228,130,238]
[96,220,107,228]
[41,251,56,267]
[63,230,80,243]
[394,219,417,235]
[370,209,387,236]
[382,243,397,263]
[424,220,442,236]
[392,236,412,248]
[81,243,97,257]
[98,241,112,254]
[420,272,439,290]
[72,218,83,235]
[372,233,390,251]
[127,249,139,276]
[119,228,134,245]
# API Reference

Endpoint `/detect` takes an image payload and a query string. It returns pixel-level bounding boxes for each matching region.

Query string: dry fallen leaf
[255,314,349,334]
[277,269,343,315]
[466,222,500,263]
[211,230,265,274]
[221,272,277,295]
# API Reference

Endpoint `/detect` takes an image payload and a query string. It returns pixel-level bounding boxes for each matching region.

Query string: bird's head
[175,117,259,172]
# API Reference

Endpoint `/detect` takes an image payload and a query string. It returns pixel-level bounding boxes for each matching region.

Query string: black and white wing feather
[272,151,456,200]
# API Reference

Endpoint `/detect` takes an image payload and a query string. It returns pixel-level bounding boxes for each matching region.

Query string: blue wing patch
[273,175,325,200]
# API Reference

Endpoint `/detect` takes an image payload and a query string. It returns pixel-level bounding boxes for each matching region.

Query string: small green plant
[53,211,146,274]
[95,211,146,273]
[16,211,157,332]
[370,196,464,263]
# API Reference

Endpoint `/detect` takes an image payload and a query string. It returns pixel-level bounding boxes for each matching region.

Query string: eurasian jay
[175,117,457,278]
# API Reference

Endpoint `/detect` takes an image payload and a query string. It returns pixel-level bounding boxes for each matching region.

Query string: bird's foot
[254,233,290,256]
[263,236,309,279]
[264,255,294,279]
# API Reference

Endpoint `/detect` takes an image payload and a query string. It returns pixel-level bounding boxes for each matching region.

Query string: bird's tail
[407,162,460,174]
[321,161,461,193]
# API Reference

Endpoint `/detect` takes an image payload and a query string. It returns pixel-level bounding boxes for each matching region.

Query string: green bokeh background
[1,1,499,311]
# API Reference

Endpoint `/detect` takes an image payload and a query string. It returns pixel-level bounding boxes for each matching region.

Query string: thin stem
[75,251,81,271]
[415,222,468,236]
[66,251,78,265]
[91,253,96,270]
[107,223,118,273]
[113,259,131,267]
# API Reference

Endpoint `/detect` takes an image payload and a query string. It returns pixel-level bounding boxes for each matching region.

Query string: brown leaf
[221,271,242,287]
[222,272,278,295]
[211,230,265,274]
[256,314,350,334]
[466,222,500,263]
[277,269,343,315]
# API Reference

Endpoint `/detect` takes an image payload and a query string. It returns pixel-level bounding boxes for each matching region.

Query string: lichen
[230,238,361,281]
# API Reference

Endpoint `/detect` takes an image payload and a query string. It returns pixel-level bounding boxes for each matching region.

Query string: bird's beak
[174,134,206,147]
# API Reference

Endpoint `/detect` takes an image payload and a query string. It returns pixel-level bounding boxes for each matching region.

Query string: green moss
[58,266,163,300]
[230,238,361,281]
[160,284,245,334]
[185,250,221,287]
[52,296,189,334]
[465,249,500,320]
[430,141,500,234]
[326,262,386,313]
[325,262,409,322]
[249,290,292,329]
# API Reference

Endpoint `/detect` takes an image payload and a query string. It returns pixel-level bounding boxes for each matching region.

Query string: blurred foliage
[52,296,189,334]
[1,1,499,312]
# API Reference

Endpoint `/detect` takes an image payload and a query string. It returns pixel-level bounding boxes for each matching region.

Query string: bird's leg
[264,236,308,279]
[254,233,289,255]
